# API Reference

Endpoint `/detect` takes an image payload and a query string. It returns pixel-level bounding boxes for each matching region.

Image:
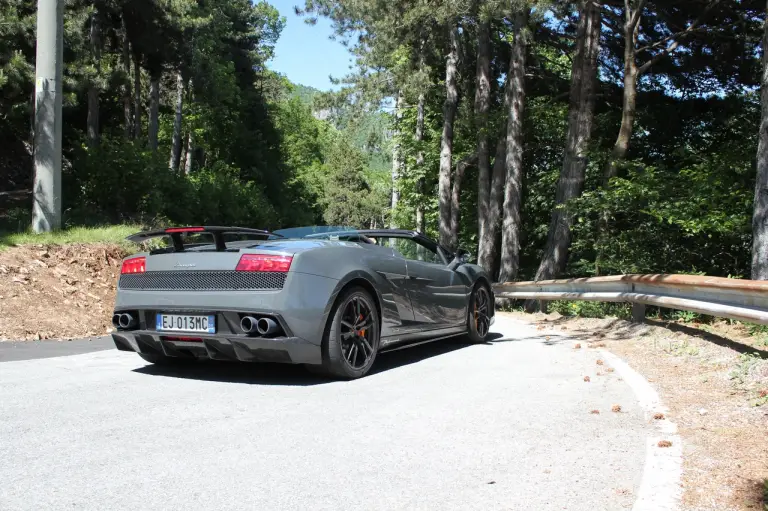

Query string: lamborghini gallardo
[111,226,495,379]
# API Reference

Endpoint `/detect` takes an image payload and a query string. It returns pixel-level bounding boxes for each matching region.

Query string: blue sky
[268,0,355,91]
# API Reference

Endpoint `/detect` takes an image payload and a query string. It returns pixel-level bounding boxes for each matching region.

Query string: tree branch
[628,0,646,31]
[636,0,722,76]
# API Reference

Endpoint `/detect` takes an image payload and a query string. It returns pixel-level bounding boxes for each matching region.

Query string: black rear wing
[126,226,282,252]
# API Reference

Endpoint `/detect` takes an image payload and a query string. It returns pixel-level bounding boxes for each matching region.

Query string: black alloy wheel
[467,285,491,343]
[315,287,380,379]
[339,295,376,369]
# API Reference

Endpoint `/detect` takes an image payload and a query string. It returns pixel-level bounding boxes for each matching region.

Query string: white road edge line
[599,349,682,511]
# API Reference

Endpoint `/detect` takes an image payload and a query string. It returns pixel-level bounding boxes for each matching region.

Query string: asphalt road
[0,336,113,362]
[0,315,648,511]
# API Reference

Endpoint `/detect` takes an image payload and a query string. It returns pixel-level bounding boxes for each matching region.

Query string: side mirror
[447,248,471,271]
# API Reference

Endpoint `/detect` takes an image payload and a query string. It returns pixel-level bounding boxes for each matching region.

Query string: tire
[316,286,380,380]
[466,284,492,343]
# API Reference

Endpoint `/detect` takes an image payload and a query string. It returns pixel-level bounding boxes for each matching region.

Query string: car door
[362,243,419,336]
[389,237,468,329]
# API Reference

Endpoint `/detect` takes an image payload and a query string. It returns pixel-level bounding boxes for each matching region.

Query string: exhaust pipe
[256,317,279,336]
[117,313,136,329]
[240,316,259,334]
[112,314,122,328]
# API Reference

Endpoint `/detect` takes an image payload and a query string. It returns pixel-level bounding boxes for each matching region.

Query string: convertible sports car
[111,225,495,379]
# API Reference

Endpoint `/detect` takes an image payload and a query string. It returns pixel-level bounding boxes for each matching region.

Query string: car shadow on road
[132,334,506,385]
[133,361,327,386]
[370,334,503,374]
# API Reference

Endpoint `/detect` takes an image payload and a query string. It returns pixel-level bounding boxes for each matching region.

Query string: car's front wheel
[316,286,380,380]
[466,284,492,343]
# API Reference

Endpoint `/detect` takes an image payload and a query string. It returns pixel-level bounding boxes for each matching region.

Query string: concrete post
[32,0,64,232]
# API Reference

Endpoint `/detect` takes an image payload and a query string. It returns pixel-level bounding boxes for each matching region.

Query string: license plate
[156,313,216,334]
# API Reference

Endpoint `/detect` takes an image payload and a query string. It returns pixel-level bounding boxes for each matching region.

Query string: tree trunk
[604,13,639,184]
[415,92,426,233]
[122,29,132,138]
[752,0,768,280]
[438,26,460,247]
[532,0,601,285]
[133,52,142,140]
[475,20,493,271]
[148,77,160,151]
[169,70,184,171]
[449,154,477,251]
[499,8,530,284]
[390,91,404,228]
[86,11,100,148]
[184,130,194,175]
[487,137,507,279]
[596,0,642,275]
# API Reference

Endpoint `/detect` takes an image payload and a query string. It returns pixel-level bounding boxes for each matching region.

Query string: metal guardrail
[492,274,768,325]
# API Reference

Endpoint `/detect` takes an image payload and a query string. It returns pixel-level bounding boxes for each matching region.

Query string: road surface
[0,314,648,510]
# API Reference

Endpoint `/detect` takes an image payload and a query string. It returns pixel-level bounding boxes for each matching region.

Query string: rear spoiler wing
[126,226,283,252]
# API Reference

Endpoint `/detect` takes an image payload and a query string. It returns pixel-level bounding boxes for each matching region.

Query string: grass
[0,224,141,250]
[763,479,768,510]
[729,352,763,386]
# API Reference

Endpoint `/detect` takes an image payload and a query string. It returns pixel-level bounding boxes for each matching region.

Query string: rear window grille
[119,271,286,291]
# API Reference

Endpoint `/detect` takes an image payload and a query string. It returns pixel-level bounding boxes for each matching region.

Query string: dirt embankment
[0,244,127,340]
[507,311,768,511]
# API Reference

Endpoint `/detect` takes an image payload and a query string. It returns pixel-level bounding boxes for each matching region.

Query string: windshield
[270,225,354,239]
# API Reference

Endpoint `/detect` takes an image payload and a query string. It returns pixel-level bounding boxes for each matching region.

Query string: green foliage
[319,137,390,227]
[65,138,190,226]
[548,300,631,319]
[671,310,701,323]
[565,92,758,279]
[0,0,393,234]
[63,136,278,228]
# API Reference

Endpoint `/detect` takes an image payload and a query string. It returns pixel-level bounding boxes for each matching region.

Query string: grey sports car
[111,225,495,379]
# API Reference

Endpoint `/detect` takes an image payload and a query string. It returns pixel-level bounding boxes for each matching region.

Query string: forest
[1,0,767,286]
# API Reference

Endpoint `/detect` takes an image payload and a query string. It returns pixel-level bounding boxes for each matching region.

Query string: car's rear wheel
[315,286,380,380]
[466,284,491,343]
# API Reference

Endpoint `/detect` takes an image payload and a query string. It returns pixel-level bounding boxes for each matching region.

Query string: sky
[268,0,355,91]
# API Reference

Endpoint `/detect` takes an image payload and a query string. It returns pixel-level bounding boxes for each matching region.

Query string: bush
[62,137,278,229]
[549,300,631,319]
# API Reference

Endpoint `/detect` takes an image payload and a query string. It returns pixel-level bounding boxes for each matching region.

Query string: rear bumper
[114,271,339,346]
[112,330,322,365]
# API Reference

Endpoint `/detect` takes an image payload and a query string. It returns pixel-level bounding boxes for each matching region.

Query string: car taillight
[121,256,146,274]
[236,254,292,272]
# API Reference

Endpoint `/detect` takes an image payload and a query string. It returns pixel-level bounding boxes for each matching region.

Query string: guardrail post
[631,303,646,323]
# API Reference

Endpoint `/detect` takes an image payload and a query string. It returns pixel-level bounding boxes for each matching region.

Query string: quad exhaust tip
[240,316,260,334]
[256,317,278,336]
[113,313,137,329]
[240,316,279,336]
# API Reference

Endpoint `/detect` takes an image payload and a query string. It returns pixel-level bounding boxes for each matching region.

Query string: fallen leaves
[596,359,604,365]
[653,412,666,420]
[583,376,591,382]
[611,404,622,413]
[573,343,582,349]
[590,409,600,414]
[658,440,672,448]
[0,243,128,340]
